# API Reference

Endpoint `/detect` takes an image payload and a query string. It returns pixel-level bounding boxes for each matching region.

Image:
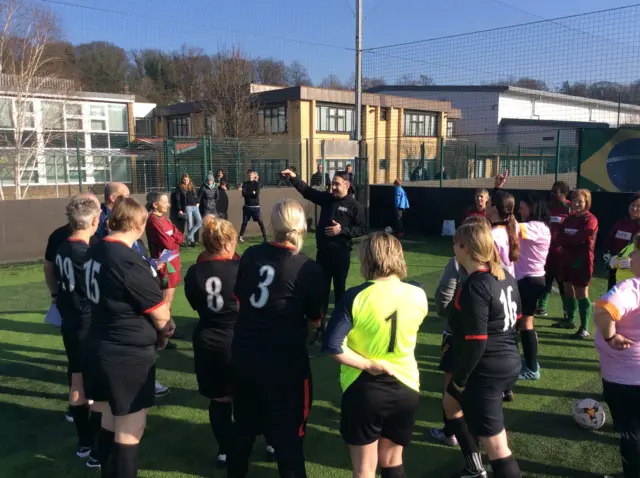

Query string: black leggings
[602,379,640,478]
[544,269,564,296]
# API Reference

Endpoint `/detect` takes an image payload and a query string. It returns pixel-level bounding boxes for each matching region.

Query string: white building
[0,84,155,195]
[366,85,640,146]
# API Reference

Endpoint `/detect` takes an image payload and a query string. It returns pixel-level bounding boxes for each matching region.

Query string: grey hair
[146,191,168,212]
[66,195,100,231]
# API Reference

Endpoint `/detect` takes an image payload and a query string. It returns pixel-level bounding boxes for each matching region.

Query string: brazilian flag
[162,262,177,289]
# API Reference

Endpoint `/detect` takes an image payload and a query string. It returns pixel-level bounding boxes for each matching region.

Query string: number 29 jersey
[449,270,521,365]
[55,238,91,337]
[232,243,324,363]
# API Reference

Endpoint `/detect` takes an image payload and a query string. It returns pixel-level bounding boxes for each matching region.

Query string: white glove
[619,258,631,269]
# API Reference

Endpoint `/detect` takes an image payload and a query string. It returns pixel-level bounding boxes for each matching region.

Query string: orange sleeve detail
[595,300,621,322]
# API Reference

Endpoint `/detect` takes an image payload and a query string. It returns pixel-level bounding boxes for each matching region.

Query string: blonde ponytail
[490,245,505,281]
[271,199,307,254]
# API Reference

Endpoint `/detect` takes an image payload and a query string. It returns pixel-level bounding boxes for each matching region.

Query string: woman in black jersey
[229,199,324,478]
[444,221,522,478]
[84,197,174,478]
[54,194,101,462]
[184,216,240,469]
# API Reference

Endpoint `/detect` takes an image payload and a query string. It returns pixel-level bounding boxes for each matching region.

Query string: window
[21,101,35,129]
[0,99,13,128]
[90,105,105,117]
[135,118,155,136]
[93,155,131,183]
[316,105,354,133]
[66,133,85,148]
[108,104,127,132]
[259,106,287,134]
[447,121,454,137]
[167,116,190,137]
[65,103,83,130]
[205,116,216,135]
[90,133,109,149]
[381,108,389,121]
[404,112,437,137]
[90,104,106,131]
[42,101,64,130]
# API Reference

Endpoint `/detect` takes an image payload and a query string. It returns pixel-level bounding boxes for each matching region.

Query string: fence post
[439,137,445,188]
[209,136,214,173]
[321,140,326,188]
[473,143,477,178]
[202,136,208,178]
[555,130,561,182]
[76,131,82,193]
[54,155,59,198]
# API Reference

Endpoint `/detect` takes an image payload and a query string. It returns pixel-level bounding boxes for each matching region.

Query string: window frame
[258,106,287,134]
[167,115,191,138]
[404,111,438,137]
[316,104,355,133]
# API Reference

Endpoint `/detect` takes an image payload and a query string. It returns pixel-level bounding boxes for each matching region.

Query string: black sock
[208,400,233,455]
[519,329,539,372]
[88,412,102,459]
[441,405,453,438]
[381,464,405,478]
[620,431,640,478]
[97,428,115,469]
[71,404,91,448]
[490,455,521,478]
[112,442,139,478]
[447,417,483,472]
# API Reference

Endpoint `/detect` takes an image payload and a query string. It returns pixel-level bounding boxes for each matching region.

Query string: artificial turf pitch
[0,235,621,477]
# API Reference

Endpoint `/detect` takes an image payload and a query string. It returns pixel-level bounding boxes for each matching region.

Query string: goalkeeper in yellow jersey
[322,232,428,478]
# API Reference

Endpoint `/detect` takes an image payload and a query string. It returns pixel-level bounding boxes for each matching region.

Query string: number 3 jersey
[323,279,428,393]
[184,255,240,349]
[55,238,92,337]
[449,270,522,386]
[232,243,324,363]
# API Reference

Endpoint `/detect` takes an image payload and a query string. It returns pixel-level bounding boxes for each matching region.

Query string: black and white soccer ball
[572,398,605,430]
[384,226,394,234]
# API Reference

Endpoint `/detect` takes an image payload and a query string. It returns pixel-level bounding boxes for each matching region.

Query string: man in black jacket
[238,169,267,243]
[281,168,367,340]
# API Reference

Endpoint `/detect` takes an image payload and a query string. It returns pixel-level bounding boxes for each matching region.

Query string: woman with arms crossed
[323,232,428,478]
[444,221,522,478]
[594,233,640,478]
[84,198,174,478]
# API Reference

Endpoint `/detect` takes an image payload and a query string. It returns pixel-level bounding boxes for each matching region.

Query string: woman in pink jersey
[487,188,520,278]
[515,194,551,380]
[594,233,640,478]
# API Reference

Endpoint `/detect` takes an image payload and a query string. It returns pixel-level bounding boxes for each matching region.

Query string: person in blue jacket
[394,178,410,237]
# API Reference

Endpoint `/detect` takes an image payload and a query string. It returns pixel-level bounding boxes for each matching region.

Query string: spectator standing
[238,169,268,243]
[463,189,489,220]
[311,164,331,189]
[217,181,230,220]
[394,178,409,237]
[281,168,367,341]
[94,182,130,241]
[215,168,227,186]
[199,172,219,218]
[175,173,202,247]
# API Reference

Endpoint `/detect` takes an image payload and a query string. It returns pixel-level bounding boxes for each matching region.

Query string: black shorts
[193,328,233,399]
[462,357,519,437]
[62,330,85,374]
[439,332,455,373]
[242,206,261,222]
[341,372,419,447]
[233,360,312,447]
[85,356,156,416]
[517,276,546,317]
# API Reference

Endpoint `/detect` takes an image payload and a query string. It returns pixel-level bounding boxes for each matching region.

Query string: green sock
[538,293,550,310]
[562,296,578,324]
[578,298,593,331]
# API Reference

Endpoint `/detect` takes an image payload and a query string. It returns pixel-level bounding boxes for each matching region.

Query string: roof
[499,118,610,129]
[154,86,462,119]
[366,84,640,112]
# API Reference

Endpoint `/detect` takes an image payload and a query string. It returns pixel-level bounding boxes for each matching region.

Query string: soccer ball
[384,226,394,234]
[572,398,606,430]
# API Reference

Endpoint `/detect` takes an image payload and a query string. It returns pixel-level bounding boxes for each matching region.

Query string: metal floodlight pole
[355,0,363,154]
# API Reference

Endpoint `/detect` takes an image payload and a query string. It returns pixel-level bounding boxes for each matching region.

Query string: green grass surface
[0,235,620,477]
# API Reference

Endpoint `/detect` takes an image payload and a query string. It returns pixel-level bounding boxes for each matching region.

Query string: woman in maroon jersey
[463,188,489,220]
[536,181,571,316]
[552,189,599,339]
[603,192,640,290]
[146,192,183,309]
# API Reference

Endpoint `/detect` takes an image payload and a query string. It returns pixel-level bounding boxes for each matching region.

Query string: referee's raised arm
[281,169,331,206]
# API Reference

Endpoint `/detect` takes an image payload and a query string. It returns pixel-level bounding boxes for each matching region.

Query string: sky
[41,0,640,87]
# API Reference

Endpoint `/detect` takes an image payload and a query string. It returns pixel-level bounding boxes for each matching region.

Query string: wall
[369,184,631,247]
[0,187,315,264]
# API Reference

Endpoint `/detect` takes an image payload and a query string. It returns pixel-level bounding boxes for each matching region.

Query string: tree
[362,76,385,90]
[171,45,210,102]
[512,77,548,91]
[319,74,349,90]
[0,0,70,200]
[285,60,311,86]
[253,58,285,86]
[397,73,433,86]
[130,49,180,106]
[74,41,129,93]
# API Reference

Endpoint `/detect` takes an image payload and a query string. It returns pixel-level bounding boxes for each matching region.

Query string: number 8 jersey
[449,270,522,385]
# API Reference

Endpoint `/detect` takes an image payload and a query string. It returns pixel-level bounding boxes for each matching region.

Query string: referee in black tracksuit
[281,168,366,338]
